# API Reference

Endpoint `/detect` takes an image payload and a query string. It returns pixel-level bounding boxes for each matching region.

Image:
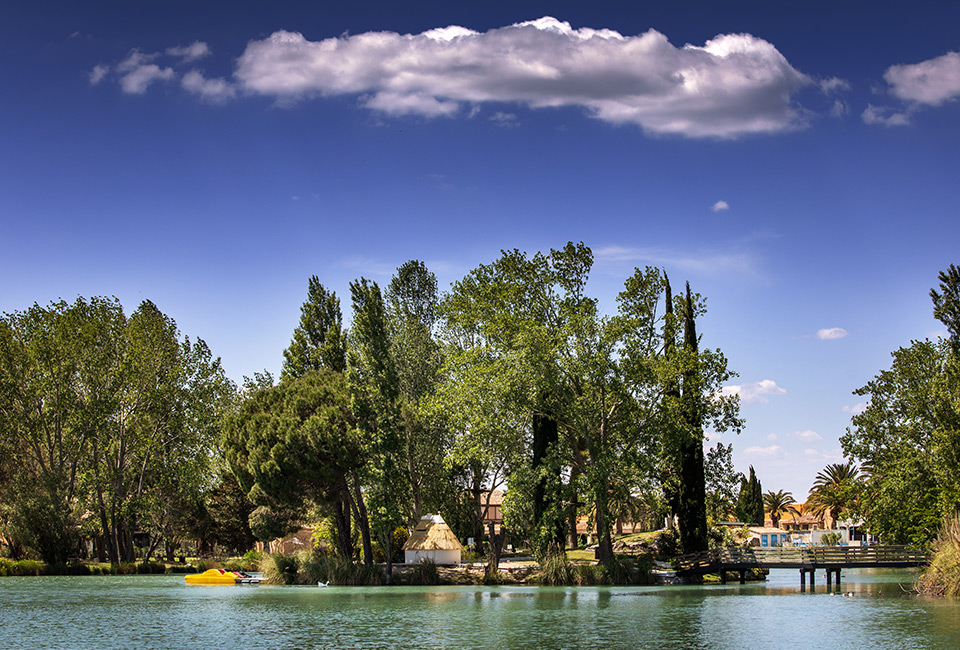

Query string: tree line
[1,243,750,568]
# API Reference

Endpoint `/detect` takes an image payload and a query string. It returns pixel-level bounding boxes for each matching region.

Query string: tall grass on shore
[261,551,383,586]
[533,543,653,586]
[918,512,960,597]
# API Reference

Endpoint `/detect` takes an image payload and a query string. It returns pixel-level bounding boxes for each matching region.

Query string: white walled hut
[402,514,463,565]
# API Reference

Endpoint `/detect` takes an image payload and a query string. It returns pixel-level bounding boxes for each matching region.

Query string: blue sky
[3,1,959,499]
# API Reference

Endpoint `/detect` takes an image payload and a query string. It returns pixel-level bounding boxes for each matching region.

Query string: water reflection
[0,570,954,650]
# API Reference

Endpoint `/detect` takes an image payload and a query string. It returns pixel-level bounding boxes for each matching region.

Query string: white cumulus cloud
[232,17,812,138]
[720,379,786,405]
[792,429,822,442]
[884,51,960,106]
[865,51,960,126]
[711,200,730,212]
[816,327,848,340]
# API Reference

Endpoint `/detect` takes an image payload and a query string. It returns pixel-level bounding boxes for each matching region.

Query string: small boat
[185,568,262,585]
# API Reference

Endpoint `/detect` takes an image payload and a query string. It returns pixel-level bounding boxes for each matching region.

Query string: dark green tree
[282,276,347,379]
[224,371,362,557]
[349,278,405,580]
[735,466,764,525]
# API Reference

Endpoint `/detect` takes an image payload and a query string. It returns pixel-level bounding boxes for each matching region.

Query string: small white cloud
[711,200,730,212]
[819,77,851,94]
[490,111,520,127]
[793,429,822,442]
[766,433,778,441]
[842,402,867,414]
[120,64,174,94]
[166,42,211,63]
[181,70,236,103]
[816,327,848,340]
[89,64,109,85]
[744,444,781,457]
[721,379,786,405]
[116,50,174,94]
[862,103,911,126]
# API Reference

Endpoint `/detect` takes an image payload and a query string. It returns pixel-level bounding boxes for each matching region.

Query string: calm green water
[1,569,957,649]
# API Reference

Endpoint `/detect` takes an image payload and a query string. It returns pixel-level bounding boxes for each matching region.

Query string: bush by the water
[534,544,653,586]
[403,558,439,586]
[918,512,960,597]
[262,551,383,586]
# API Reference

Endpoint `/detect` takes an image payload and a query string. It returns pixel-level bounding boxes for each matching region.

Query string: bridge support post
[738,570,746,585]
[719,570,726,585]
[826,569,832,589]
[835,569,841,589]
[800,569,805,589]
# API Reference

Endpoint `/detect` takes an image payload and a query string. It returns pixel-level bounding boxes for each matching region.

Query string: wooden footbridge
[673,545,929,588]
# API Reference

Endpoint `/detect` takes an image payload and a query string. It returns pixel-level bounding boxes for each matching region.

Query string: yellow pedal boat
[185,568,261,585]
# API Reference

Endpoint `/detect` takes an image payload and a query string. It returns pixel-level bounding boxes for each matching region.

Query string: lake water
[1,569,957,649]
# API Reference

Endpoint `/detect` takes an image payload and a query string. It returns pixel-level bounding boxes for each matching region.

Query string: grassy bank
[917,513,960,597]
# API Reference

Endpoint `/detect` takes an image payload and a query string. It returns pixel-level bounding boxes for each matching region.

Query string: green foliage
[135,561,167,574]
[405,558,440,586]
[282,276,347,379]
[918,511,960,597]
[262,552,299,585]
[763,490,797,528]
[735,467,764,525]
[0,558,45,576]
[818,532,842,546]
[705,443,740,522]
[224,370,362,548]
[534,544,574,586]
[0,297,234,565]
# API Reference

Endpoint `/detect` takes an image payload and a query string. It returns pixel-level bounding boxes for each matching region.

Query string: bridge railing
[673,545,928,574]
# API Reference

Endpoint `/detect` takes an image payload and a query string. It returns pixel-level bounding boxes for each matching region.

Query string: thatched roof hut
[402,514,463,565]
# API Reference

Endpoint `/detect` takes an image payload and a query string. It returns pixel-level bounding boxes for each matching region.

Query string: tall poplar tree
[282,276,347,379]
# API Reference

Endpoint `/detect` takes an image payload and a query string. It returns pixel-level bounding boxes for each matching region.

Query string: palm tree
[808,462,860,527]
[763,490,797,528]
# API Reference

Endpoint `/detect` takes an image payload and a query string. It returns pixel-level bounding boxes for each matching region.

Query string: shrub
[136,561,167,574]
[918,512,960,597]
[819,532,842,547]
[262,553,298,585]
[194,558,221,571]
[651,530,678,558]
[0,558,45,576]
[534,544,573,586]
[407,558,439,586]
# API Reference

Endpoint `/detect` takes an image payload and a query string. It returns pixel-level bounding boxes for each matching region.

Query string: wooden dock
[672,545,928,587]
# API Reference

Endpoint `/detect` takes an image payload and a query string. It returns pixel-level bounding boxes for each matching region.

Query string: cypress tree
[676,283,708,554]
[736,466,764,525]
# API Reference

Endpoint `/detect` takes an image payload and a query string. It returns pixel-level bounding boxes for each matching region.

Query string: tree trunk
[333,491,354,559]
[472,472,484,554]
[567,464,580,549]
[384,529,393,585]
[349,472,373,566]
[485,521,505,581]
